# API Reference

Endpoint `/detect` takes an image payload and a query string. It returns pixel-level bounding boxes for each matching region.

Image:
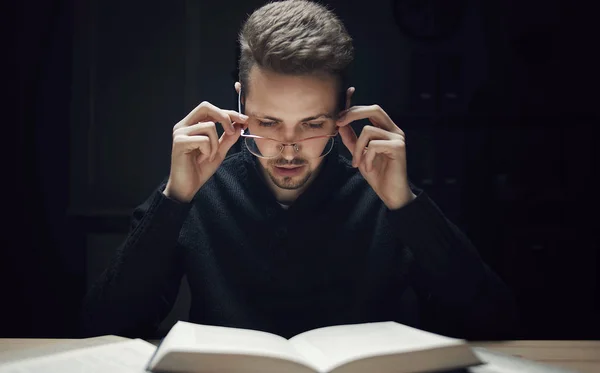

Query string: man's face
[243,66,339,193]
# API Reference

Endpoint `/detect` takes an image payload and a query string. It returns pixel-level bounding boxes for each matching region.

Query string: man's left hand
[336,89,416,210]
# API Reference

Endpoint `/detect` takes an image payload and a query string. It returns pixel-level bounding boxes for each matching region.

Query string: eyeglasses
[237,91,338,159]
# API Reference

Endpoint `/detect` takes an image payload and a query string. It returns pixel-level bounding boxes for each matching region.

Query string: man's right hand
[164,101,248,203]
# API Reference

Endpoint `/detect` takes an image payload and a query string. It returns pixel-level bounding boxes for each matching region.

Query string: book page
[289,321,464,372]
[0,339,155,373]
[149,321,317,371]
[0,336,128,364]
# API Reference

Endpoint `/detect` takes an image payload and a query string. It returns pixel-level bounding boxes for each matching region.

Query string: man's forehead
[247,83,336,102]
[246,109,334,122]
[248,64,337,88]
[247,68,337,98]
[244,68,340,119]
[245,90,336,119]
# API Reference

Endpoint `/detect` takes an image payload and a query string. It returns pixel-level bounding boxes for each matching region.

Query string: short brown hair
[238,0,354,105]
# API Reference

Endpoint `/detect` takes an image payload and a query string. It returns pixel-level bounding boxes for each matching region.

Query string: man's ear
[346,87,355,109]
[337,86,355,114]
[234,81,246,106]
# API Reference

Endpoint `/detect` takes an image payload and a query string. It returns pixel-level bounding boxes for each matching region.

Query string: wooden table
[0,338,599,373]
[470,341,600,373]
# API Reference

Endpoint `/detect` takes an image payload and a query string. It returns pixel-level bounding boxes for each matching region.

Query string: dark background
[5,0,598,340]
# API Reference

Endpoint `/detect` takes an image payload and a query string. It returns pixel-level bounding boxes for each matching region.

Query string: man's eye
[305,122,325,129]
[258,121,276,127]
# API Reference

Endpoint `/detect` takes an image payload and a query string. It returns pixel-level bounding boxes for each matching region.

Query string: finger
[338,124,358,155]
[216,109,248,134]
[363,140,390,172]
[364,145,376,173]
[175,122,219,161]
[224,109,249,130]
[182,101,248,135]
[353,125,392,167]
[172,134,211,160]
[366,139,406,172]
[223,109,249,124]
[215,122,242,161]
[336,104,397,132]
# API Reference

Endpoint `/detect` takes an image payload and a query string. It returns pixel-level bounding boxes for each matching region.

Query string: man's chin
[268,168,312,190]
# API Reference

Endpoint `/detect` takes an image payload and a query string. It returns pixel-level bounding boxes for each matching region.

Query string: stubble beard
[266,158,312,190]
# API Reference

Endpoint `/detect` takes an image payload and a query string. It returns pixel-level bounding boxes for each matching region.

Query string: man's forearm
[387,191,519,339]
[81,187,191,337]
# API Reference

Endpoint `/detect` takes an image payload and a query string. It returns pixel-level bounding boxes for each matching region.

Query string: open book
[0,339,156,373]
[147,321,483,373]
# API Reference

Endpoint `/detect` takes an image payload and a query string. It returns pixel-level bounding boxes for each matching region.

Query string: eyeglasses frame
[237,90,338,159]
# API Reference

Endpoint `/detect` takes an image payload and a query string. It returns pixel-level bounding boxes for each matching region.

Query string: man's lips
[273,165,305,175]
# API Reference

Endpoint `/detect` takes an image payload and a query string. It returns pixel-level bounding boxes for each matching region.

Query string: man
[82,0,518,340]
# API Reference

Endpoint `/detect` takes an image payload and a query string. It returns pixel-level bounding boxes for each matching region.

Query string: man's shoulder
[220,150,246,170]
[336,153,355,172]
[335,153,368,186]
[203,151,247,188]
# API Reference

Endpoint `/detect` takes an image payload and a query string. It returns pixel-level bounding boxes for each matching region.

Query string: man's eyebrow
[249,112,333,122]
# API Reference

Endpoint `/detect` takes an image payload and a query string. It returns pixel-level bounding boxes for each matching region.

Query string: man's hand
[336,89,416,210]
[164,101,248,203]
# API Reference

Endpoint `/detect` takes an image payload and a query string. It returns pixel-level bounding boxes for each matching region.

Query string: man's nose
[281,144,297,160]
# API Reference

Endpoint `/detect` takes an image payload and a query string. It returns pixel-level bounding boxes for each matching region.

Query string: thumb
[216,123,242,160]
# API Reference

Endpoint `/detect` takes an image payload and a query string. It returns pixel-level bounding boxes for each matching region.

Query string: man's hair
[238,0,354,107]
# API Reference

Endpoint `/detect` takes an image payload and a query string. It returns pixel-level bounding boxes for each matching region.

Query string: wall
[7,0,597,339]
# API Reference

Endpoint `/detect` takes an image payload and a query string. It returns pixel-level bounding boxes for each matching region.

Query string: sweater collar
[241,139,345,215]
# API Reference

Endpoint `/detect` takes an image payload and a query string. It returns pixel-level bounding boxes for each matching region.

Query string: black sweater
[81,143,519,340]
